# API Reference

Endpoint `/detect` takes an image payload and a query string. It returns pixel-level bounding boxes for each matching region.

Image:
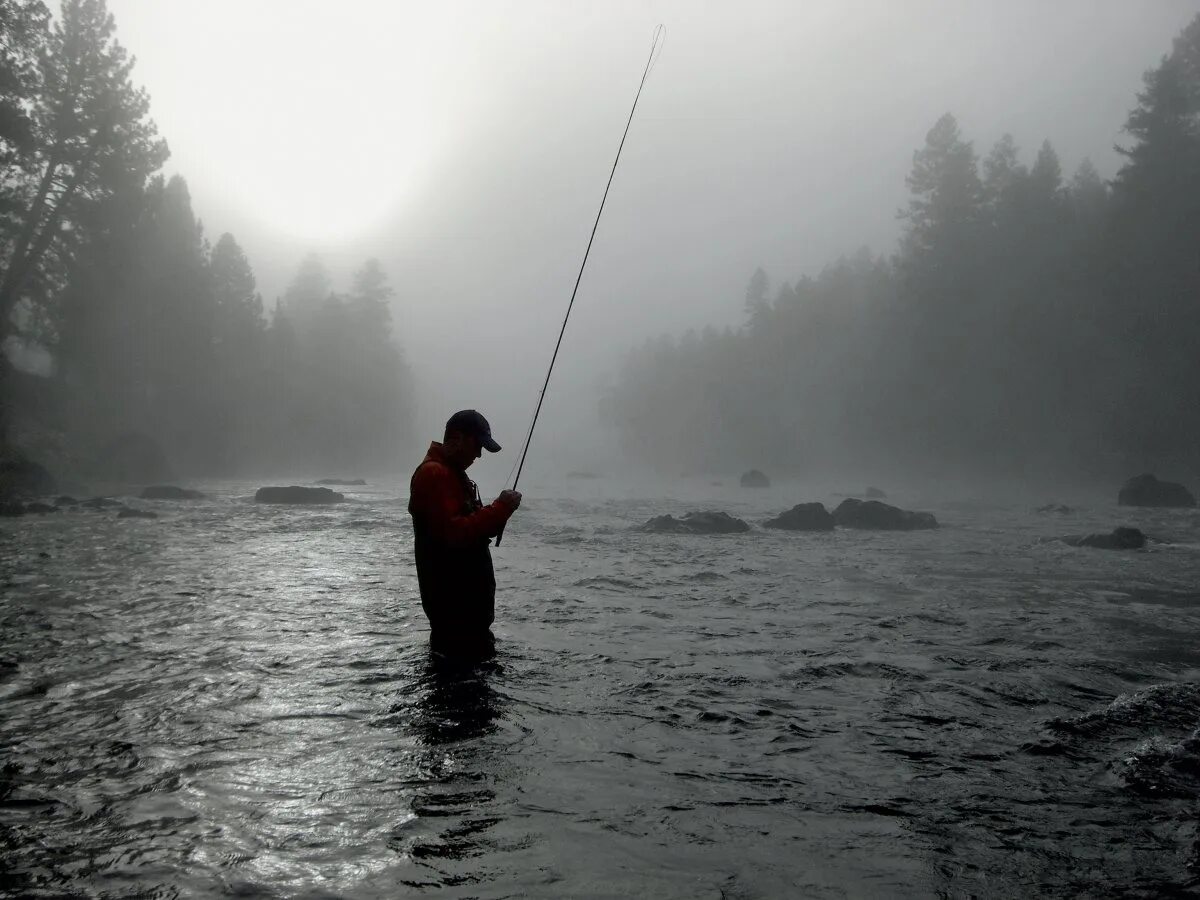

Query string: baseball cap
[446,409,501,452]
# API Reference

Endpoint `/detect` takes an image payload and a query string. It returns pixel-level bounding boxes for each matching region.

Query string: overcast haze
[92,0,1200,478]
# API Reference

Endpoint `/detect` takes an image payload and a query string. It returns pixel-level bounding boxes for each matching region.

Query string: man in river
[408,410,522,654]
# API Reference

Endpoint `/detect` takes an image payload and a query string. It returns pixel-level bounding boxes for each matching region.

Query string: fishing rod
[496,25,663,547]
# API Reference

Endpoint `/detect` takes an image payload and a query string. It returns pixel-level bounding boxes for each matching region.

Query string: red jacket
[408,442,516,634]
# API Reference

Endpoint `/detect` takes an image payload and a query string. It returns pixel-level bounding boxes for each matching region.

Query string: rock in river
[739,469,770,488]
[832,498,938,530]
[80,497,125,510]
[255,486,345,504]
[1117,474,1195,508]
[763,502,835,531]
[640,511,750,534]
[1066,527,1146,550]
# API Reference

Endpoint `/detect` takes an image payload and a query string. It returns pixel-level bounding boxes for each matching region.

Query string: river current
[2,475,1200,898]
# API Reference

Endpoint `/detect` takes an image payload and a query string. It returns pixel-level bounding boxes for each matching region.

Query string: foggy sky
[100,0,1200,480]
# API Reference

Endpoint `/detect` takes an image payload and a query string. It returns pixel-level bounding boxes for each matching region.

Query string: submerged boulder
[763,502,835,531]
[80,496,125,510]
[255,486,345,504]
[1118,474,1195,508]
[1067,527,1145,550]
[1037,503,1074,515]
[23,502,59,514]
[640,510,750,534]
[140,485,206,500]
[315,478,366,486]
[118,508,158,519]
[864,486,887,499]
[739,469,770,488]
[0,501,25,517]
[832,498,938,530]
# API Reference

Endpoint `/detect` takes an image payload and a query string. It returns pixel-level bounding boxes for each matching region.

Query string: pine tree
[210,233,264,361]
[0,0,167,348]
[982,133,1026,222]
[900,113,983,262]
[282,252,331,326]
[347,257,393,336]
[0,0,50,200]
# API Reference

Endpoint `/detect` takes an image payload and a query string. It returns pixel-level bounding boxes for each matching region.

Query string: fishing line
[497,25,664,544]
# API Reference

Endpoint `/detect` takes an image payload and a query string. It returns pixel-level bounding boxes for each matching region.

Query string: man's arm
[411,464,517,545]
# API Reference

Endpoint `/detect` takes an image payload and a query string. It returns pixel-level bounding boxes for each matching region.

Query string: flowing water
[2,476,1200,898]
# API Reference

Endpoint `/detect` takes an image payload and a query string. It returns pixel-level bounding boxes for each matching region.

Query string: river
[2,476,1199,897]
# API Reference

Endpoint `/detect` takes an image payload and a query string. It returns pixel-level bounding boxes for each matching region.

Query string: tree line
[603,14,1200,483]
[0,0,412,477]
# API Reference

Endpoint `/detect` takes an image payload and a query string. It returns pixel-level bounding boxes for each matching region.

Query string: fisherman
[408,410,522,653]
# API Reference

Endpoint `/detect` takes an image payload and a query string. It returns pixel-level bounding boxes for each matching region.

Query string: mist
[4,0,1200,490]
[9,4,1200,893]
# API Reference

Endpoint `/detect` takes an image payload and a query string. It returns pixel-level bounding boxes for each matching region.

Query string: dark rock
[1118,474,1195,508]
[80,497,125,510]
[832,498,938,530]
[864,486,887,499]
[763,502,835,531]
[640,510,750,534]
[140,485,206,500]
[0,501,25,517]
[255,486,345,504]
[315,478,366,486]
[740,469,770,488]
[23,502,59,514]
[118,508,158,519]
[1037,504,1073,514]
[0,453,56,499]
[94,432,172,483]
[54,496,79,506]
[1068,527,1146,550]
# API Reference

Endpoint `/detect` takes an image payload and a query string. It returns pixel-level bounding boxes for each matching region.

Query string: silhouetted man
[408,410,521,653]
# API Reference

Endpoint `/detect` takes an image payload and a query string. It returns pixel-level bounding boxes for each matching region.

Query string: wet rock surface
[739,469,770,488]
[640,510,751,534]
[80,497,125,510]
[1119,474,1195,508]
[763,502,835,531]
[1067,526,1146,550]
[832,498,938,530]
[1037,503,1074,514]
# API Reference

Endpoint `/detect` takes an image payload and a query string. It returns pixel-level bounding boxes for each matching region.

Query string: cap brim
[482,435,501,453]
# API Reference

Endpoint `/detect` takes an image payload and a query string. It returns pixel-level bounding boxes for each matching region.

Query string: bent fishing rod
[496,25,663,547]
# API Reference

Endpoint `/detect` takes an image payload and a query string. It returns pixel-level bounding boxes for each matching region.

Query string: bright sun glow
[112,0,458,241]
